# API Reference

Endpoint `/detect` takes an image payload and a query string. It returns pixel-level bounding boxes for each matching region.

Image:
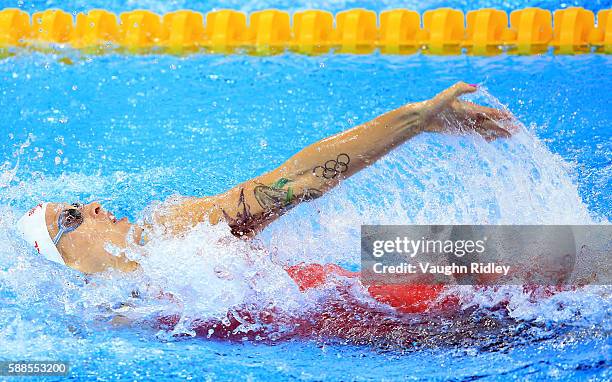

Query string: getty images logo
[372,236,487,258]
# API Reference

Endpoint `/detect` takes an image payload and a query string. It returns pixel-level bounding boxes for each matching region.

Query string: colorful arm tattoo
[223,179,322,237]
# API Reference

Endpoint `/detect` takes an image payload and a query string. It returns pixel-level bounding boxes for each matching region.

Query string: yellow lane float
[0,7,609,55]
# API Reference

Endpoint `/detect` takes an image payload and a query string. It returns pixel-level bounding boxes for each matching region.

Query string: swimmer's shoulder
[141,194,224,236]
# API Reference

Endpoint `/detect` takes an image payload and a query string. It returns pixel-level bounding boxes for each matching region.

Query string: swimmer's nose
[85,201,118,223]
[86,201,104,219]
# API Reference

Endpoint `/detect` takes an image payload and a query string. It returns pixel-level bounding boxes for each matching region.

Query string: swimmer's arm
[198,100,428,236]
[159,82,512,236]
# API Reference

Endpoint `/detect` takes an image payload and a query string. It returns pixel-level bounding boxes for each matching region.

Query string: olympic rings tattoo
[312,153,351,179]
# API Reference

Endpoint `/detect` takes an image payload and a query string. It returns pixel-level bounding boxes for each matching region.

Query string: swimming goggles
[52,202,84,245]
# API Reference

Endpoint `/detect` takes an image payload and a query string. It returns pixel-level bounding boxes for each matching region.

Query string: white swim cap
[16,203,66,265]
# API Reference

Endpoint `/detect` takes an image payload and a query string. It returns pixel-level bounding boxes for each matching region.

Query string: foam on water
[0,88,609,346]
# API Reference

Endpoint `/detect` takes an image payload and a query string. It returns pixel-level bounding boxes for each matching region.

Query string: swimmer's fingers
[480,112,521,135]
[461,101,520,136]
[462,101,513,121]
[474,119,513,141]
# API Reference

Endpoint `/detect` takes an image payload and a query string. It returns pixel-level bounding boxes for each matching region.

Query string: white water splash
[261,89,598,267]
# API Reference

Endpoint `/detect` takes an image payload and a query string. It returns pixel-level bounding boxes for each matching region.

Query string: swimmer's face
[46,202,141,273]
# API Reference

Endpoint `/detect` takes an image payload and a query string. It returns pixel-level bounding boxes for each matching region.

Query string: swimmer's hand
[421,82,516,141]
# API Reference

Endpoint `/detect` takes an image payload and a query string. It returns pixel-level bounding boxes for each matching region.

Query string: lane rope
[0,7,610,54]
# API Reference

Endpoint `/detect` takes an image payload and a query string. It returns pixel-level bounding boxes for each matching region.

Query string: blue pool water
[1,1,611,381]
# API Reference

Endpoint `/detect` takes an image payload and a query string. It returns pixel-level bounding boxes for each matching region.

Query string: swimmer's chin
[125,221,145,247]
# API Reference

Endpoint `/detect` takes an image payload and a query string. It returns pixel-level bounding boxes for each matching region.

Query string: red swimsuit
[156,263,455,340]
[156,263,566,341]
[285,263,448,314]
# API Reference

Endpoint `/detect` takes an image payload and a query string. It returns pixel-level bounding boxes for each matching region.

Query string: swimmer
[16,82,515,310]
